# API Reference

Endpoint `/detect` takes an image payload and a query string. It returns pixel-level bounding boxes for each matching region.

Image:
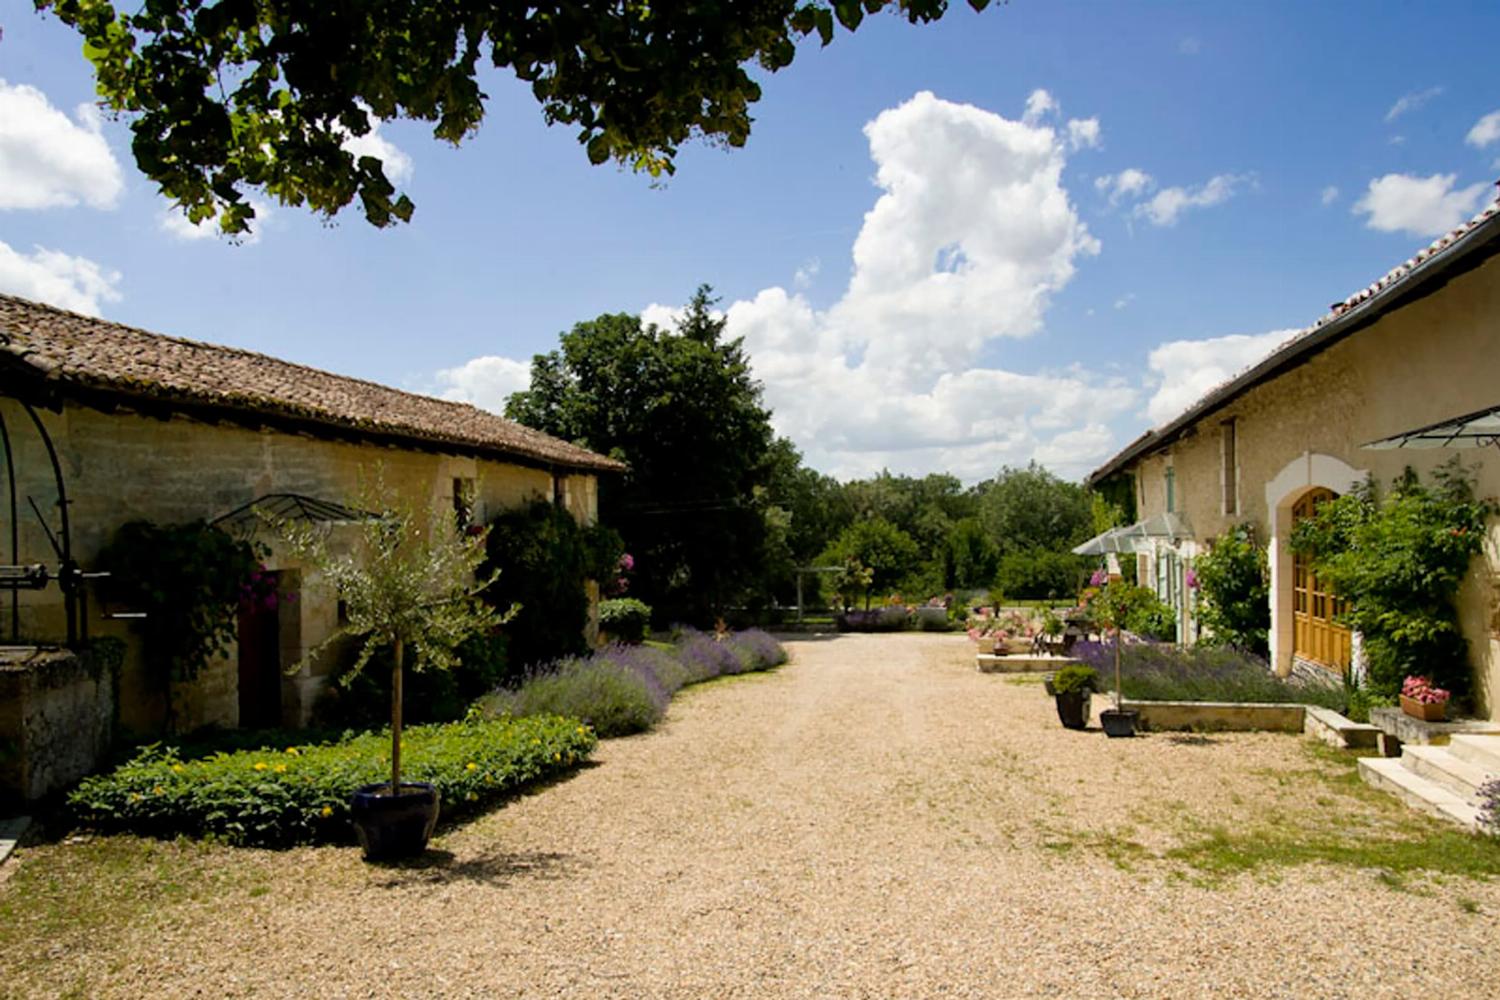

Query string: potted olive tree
[1090,581,1139,738]
[270,482,504,860]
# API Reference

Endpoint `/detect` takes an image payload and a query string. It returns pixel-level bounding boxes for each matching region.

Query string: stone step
[1448,734,1500,774]
[1357,757,1481,832]
[1401,745,1491,801]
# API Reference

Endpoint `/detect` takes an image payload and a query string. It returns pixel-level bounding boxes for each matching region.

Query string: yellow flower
[273,763,287,774]
[553,753,560,762]
[576,726,587,735]
[253,762,268,771]
[466,762,477,771]
[171,764,186,774]
[152,785,164,795]
[531,738,540,745]
[320,805,334,818]
[285,747,300,756]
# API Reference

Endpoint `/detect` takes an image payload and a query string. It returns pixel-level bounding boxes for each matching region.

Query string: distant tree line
[507,284,1128,625]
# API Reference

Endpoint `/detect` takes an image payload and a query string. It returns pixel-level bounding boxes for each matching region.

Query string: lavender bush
[1479,778,1500,839]
[483,629,788,737]
[1071,639,1346,709]
[836,607,911,632]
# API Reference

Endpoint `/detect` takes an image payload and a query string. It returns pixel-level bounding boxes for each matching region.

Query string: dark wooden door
[238,579,282,729]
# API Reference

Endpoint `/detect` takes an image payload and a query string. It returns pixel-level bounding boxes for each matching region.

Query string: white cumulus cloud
[1466,110,1500,149]
[432,355,533,414]
[1385,86,1443,123]
[0,80,124,210]
[1022,88,1058,124]
[1134,173,1249,227]
[432,91,1126,481]
[1320,185,1340,206]
[1352,173,1490,238]
[0,239,121,315]
[1145,329,1297,426]
[1094,168,1154,205]
[1066,118,1101,150]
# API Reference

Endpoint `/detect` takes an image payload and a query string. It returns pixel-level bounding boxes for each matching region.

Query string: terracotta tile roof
[1088,189,1500,484]
[0,294,625,473]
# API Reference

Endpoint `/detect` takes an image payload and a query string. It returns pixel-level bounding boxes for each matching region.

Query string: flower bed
[484,628,788,737]
[68,715,595,848]
[1071,639,1346,710]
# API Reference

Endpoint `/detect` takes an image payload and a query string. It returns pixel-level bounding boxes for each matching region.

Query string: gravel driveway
[4,632,1497,998]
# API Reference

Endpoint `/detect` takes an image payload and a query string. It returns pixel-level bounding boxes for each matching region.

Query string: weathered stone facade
[0,294,622,753]
[0,399,610,736]
[1094,214,1500,719]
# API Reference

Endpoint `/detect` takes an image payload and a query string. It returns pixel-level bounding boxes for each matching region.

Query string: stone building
[1086,200,1500,718]
[0,294,622,774]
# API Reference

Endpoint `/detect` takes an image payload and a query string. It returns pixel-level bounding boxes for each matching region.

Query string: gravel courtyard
[3,632,1497,999]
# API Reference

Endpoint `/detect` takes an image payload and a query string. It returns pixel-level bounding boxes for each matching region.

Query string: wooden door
[1291,489,1351,672]
[237,576,283,729]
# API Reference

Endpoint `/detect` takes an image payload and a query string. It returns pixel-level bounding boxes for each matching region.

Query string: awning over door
[1363,403,1500,451]
[1071,511,1194,556]
[210,493,379,535]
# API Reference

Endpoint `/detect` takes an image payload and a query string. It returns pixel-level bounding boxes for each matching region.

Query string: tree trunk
[391,638,403,795]
[1114,624,1123,710]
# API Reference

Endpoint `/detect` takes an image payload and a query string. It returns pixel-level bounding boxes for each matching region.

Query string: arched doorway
[1290,488,1351,673]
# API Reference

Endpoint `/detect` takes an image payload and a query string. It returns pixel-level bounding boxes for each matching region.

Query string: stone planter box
[1121,700,1306,733]
[1,647,115,804]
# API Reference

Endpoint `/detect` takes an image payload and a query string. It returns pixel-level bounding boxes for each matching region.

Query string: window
[1164,467,1176,513]
[1221,419,1238,516]
[452,477,476,527]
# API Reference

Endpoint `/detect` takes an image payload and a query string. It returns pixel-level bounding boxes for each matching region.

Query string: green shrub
[1193,523,1270,657]
[1290,461,1496,701]
[482,500,623,673]
[1086,582,1176,641]
[994,549,1090,601]
[68,715,595,847]
[1052,664,1100,695]
[316,631,510,728]
[599,598,652,643]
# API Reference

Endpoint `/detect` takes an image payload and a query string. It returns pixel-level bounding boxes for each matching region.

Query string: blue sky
[2,1,1498,481]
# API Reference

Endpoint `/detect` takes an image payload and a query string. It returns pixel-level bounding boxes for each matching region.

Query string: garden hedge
[69,715,596,847]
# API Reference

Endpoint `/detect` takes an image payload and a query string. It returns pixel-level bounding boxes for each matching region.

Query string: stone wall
[0,400,600,735]
[0,646,114,804]
[1122,251,1500,716]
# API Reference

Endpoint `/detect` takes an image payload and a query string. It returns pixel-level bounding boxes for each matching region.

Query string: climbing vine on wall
[98,521,267,726]
[1290,459,1497,701]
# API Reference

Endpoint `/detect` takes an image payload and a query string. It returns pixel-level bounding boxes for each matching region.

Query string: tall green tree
[508,285,774,623]
[975,463,1094,554]
[40,0,994,234]
[817,517,920,608]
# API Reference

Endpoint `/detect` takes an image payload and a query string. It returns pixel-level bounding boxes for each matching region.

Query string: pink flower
[1089,569,1108,587]
[619,553,635,571]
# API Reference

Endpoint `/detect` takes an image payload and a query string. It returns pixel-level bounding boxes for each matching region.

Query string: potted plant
[1399,675,1450,722]
[269,480,505,860]
[1090,582,1139,738]
[1047,664,1099,730]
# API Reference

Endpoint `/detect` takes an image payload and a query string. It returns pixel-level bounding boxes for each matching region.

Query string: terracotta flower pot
[1399,694,1447,722]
